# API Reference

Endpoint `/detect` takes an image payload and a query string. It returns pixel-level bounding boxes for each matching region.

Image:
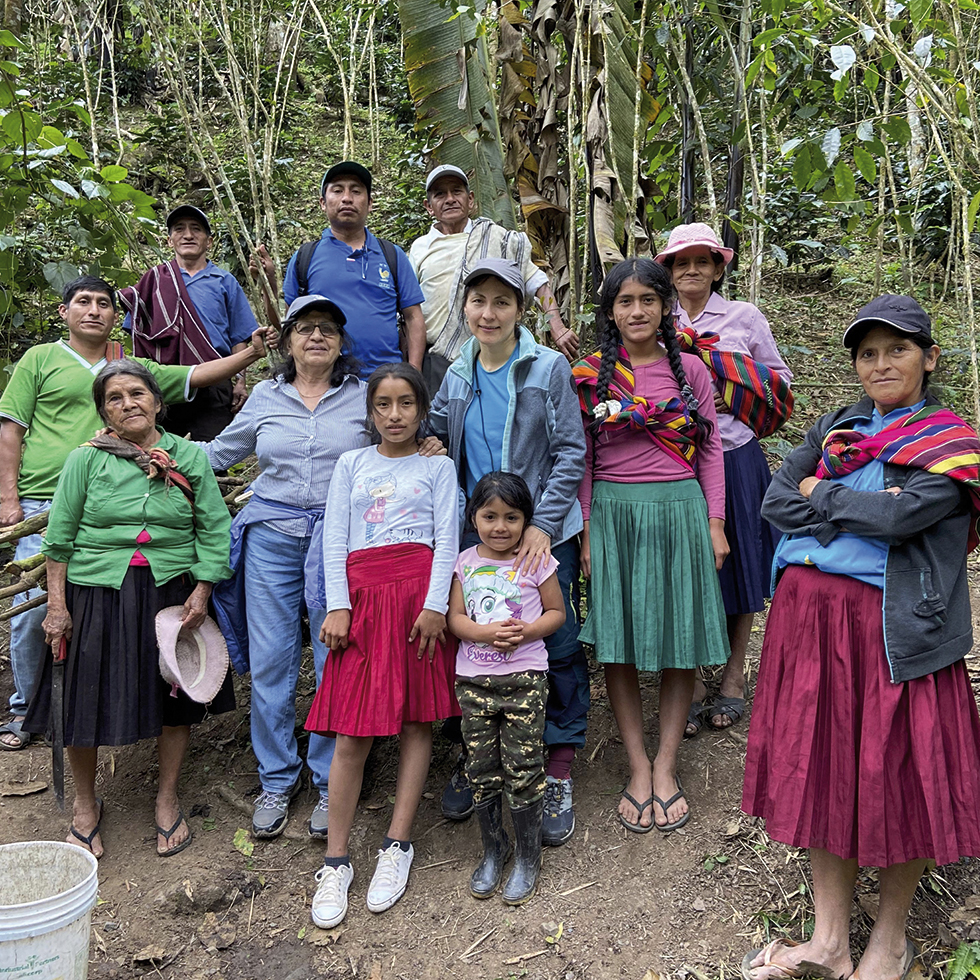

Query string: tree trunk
[3,0,24,34]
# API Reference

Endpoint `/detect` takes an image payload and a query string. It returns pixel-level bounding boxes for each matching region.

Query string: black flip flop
[69,798,104,856]
[619,788,656,833]
[156,810,193,857]
[653,777,690,832]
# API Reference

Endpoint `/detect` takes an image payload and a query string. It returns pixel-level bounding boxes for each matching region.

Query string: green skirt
[580,480,730,671]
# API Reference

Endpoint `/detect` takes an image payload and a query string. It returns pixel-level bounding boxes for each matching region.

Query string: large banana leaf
[584,0,661,264]
[398,0,517,229]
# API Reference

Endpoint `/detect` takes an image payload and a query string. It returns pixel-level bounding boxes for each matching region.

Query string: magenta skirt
[306,544,459,738]
[742,564,980,867]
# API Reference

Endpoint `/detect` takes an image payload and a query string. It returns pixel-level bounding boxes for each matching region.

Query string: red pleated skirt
[306,543,459,737]
[742,564,980,867]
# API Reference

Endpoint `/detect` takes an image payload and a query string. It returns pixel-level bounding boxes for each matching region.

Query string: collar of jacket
[450,325,540,384]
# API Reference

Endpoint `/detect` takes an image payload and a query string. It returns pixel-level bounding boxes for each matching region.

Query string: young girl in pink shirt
[573,258,729,832]
[448,471,564,904]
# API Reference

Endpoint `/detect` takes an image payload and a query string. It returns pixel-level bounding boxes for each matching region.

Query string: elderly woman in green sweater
[24,359,233,859]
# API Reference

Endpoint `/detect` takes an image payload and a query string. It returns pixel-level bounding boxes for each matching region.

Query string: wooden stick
[556,880,598,897]
[0,511,49,546]
[0,563,46,599]
[4,552,45,576]
[0,591,47,621]
[414,858,458,872]
[459,927,496,960]
[502,950,550,965]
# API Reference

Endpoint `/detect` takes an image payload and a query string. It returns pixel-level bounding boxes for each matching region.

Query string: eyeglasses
[292,321,340,337]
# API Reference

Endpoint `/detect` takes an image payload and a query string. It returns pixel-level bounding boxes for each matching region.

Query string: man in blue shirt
[252,161,427,379]
[121,205,260,440]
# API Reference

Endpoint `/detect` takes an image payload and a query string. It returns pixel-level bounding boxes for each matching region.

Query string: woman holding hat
[741,296,980,980]
[26,359,234,858]
[428,257,588,848]
[655,222,793,733]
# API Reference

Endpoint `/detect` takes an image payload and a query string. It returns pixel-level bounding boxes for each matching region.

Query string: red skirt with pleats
[306,543,459,737]
[742,563,980,867]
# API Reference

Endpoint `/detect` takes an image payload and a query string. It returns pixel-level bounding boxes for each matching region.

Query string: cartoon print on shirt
[360,474,397,542]
[463,564,523,663]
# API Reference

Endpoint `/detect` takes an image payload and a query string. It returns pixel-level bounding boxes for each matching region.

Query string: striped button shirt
[200,374,369,536]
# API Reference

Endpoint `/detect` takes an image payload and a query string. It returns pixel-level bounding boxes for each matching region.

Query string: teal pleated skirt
[580,480,730,671]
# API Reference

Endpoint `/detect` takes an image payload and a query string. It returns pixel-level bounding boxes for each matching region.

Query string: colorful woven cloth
[87,429,196,509]
[815,405,980,551]
[675,326,794,438]
[573,347,698,471]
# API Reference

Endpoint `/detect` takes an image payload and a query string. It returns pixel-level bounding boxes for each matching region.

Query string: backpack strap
[377,238,402,313]
[294,240,318,297]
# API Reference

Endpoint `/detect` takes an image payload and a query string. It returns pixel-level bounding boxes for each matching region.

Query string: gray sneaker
[252,782,301,838]
[308,794,329,840]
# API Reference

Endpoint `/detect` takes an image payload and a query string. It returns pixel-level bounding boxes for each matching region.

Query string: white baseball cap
[425,165,469,192]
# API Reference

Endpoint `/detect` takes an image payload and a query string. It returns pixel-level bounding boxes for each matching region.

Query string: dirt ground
[2,609,979,980]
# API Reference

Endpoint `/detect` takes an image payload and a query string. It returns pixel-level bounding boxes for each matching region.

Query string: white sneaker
[365,842,414,913]
[311,862,354,929]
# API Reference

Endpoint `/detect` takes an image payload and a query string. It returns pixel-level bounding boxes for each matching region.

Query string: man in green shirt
[0,275,271,749]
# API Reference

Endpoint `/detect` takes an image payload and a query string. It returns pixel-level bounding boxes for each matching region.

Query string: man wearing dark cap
[253,161,427,379]
[118,204,260,440]
[409,164,578,393]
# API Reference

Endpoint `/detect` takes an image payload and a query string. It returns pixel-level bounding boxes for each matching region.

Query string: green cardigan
[43,429,232,589]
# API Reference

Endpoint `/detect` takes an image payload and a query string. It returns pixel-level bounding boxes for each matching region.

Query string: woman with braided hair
[574,257,729,832]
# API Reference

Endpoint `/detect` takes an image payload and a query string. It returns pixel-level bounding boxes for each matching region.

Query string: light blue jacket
[428,327,586,545]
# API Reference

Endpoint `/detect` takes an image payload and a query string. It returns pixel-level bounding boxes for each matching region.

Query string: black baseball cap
[320,161,372,198]
[166,204,211,235]
[284,294,347,328]
[843,294,934,349]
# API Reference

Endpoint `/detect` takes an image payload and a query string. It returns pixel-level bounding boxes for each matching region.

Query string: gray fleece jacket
[762,394,974,683]
[428,327,586,545]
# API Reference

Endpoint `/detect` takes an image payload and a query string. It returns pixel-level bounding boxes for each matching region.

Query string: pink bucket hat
[654,222,734,265]
[155,607,229,704]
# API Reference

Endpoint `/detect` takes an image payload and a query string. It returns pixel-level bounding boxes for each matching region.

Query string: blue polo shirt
[283,228,425,379]
[123,261,259,357]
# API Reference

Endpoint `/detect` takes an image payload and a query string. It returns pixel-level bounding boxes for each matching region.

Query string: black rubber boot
[470,795,512,899]
[502,799,543,905]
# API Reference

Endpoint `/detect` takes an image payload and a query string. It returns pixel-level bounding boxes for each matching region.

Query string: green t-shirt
[0,341,193,500]
[43,430,231,589]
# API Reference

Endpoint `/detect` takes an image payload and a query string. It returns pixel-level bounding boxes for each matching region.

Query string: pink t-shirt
[578,351,726,520]
[674,293,793,451]
[453,546,559,677]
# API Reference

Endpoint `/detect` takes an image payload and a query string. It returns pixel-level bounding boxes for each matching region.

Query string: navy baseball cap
[166,204,211,235]
[843,294,934,349]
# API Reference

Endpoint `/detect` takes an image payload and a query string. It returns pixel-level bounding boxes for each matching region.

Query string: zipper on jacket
[881,546,896,682]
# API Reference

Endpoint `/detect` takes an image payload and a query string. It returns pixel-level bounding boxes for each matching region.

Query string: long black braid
[658,307,713,445]
[593,257,713,445]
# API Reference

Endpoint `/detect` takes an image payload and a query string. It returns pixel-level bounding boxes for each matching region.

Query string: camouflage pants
[456,671,547,808]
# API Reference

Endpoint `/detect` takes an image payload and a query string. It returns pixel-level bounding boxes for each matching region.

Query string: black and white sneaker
[542,775,575,846]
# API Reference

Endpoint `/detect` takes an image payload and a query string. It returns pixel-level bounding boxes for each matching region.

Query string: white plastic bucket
[0,841,99,980]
